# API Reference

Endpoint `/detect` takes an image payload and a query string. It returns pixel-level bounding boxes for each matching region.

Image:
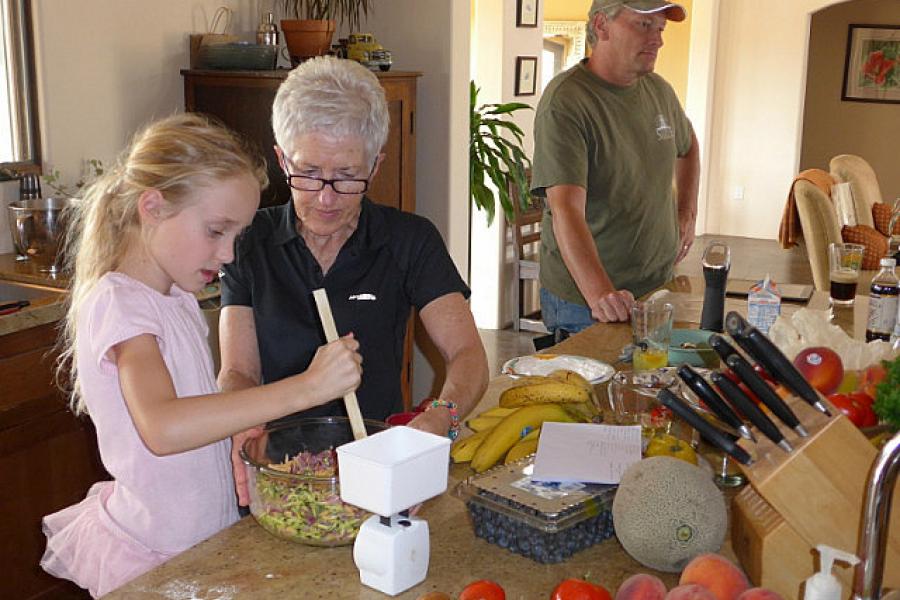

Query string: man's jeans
[540,287,595,335]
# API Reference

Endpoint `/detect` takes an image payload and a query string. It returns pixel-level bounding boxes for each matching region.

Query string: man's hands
[589,289,635,322]
[674,207,696,264]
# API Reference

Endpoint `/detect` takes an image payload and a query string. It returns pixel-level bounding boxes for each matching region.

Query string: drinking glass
[606,369,675,438]
[631,301,674,370]
[827,242,864,305]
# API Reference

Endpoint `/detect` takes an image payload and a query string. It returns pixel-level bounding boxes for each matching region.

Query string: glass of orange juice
[631,300,674,371]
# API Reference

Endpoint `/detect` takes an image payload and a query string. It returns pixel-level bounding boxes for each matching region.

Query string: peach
[616,574,668,600]
[679,554,750,600]
[736,588,784,600]
[664,584,717,600]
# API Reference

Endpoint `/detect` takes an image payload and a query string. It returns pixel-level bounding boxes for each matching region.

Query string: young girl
[41,113,363,598]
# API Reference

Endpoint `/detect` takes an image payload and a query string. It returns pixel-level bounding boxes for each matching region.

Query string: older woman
[218,56,488,506]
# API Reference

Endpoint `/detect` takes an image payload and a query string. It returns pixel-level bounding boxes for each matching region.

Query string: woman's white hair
[272,56,389,164]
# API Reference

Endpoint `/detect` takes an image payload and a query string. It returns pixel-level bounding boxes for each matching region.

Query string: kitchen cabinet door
[0,322,107,600]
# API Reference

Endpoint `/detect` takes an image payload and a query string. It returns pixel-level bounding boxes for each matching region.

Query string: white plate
[501,354,615,384]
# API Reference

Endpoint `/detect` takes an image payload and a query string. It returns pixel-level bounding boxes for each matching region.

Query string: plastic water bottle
[866,257,899,342]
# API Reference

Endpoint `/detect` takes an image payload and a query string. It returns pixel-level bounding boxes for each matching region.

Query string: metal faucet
[853,431,900,600]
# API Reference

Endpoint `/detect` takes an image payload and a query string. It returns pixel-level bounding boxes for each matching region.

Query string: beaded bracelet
[425,398,460,440]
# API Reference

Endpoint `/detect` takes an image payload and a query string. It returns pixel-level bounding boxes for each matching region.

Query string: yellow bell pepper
[644,433,698,465]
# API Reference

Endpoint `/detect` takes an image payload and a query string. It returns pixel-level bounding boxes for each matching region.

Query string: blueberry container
[455,459,616,563]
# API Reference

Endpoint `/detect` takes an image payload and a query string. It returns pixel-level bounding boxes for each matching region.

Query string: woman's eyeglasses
[283,162,376,195]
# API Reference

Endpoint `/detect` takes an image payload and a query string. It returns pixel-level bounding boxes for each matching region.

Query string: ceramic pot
[281,19,335,66]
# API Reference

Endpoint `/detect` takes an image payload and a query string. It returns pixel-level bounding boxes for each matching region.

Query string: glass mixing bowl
[240,416,389,546]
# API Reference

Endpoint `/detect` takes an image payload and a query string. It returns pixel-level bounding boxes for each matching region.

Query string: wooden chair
[508,172,548,333]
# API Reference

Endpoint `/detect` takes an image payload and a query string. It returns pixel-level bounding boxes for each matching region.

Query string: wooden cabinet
[1,322,106,600]
[181,68,420,410]
[181,69,419,211]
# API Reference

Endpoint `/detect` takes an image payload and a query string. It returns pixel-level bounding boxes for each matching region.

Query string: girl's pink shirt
[41,272,240,596]
[76,272,238,553]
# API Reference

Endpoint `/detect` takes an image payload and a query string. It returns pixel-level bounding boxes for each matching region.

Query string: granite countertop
[0,252,222,336]
[107,373,699,599]
[0,253,67,335]
[107,286,755,599]
[94,279,870,599]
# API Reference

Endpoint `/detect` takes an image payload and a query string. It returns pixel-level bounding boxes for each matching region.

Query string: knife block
[731,396,899,599]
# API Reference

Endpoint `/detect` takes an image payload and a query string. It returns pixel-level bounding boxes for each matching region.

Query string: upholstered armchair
[829,154,883,227]
[793,179,842,291]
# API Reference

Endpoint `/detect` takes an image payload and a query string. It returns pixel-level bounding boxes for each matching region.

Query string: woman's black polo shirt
[219,198,470,423]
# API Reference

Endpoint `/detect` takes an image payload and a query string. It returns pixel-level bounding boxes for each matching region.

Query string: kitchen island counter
[104,281,872,599]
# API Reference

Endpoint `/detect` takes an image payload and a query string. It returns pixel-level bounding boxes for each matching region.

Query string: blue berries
[466,490,615,563]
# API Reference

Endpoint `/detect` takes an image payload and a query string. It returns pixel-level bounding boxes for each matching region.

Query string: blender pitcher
[700,241,731,332]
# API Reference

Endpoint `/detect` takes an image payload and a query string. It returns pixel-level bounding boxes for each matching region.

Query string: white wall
[0,0,262,253]
[9,0,468,402]
[696,0,846,239]
[469,0,543,329]
[362,2,471,400]
[32,0,261,183]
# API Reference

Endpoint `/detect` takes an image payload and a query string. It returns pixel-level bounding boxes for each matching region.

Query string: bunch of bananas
[451,370,599,472]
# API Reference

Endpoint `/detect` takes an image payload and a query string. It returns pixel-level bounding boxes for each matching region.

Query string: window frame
[0,0,41,178]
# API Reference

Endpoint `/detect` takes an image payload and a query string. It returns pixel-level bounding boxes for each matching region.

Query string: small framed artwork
[515,56,538,96]
[517,0,539,28]
[841,24,900,104]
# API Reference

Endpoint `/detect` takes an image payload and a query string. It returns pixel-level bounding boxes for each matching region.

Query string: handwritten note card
[532,422,642,484]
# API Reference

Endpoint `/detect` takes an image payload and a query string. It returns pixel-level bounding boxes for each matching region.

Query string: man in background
[531,0,700,333]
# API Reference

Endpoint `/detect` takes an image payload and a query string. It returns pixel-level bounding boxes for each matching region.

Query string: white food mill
[337,426,451,596]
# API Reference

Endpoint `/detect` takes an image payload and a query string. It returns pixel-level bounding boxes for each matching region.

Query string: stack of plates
[198,43,276,70]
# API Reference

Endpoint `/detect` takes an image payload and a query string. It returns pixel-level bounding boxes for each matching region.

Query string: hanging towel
[778,168,835,249]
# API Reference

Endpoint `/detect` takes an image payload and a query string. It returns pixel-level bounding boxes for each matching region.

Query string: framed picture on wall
[517,0,539,28]
[842,24,900,104]
[515,56,538,96]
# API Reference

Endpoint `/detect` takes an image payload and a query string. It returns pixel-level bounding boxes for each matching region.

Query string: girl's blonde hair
[57,113,267,415]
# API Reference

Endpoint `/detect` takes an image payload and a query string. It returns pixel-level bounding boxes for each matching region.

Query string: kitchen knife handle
[724,312,827,413]
[725,354,803,433]
[709,333,740,364]
[657,389,753,465]
[676,365,745,431]
[711,371,787,448]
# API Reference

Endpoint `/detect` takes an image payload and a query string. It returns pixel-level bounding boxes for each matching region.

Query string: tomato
[550,578,612,600]
[459,580,505,600]
[722,368,764,406]
[828,393,864,427]
[849,392,878,427]
[754,362,775,383]
[649,405,673,427]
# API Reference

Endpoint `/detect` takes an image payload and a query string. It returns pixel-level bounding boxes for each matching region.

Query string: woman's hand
[302,334,363,404]
[406,406,451,437]
[231,426,265,507]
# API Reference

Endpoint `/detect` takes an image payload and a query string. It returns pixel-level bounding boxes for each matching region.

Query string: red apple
[793,347,844,396]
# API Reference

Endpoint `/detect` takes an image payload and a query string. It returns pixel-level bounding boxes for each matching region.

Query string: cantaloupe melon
[612,456,727,572]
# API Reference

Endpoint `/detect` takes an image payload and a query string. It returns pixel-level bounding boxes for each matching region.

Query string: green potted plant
[469,81,532,226]
[279,0,373,65]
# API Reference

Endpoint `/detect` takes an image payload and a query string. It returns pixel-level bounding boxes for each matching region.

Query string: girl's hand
[303,334,363,404]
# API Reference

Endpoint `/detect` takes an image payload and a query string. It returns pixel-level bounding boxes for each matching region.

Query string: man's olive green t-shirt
[531,62,693,305]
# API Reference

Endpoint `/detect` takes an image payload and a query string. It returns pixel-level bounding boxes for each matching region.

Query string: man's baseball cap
[589,0,687,22]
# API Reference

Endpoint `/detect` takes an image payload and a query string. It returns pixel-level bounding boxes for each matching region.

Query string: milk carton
[748,274,781,335]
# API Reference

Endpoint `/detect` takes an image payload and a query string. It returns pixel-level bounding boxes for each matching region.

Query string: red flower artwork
[863,49,896,86]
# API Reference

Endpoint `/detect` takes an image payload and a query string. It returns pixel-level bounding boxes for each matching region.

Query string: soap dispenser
[803,544,859,600]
